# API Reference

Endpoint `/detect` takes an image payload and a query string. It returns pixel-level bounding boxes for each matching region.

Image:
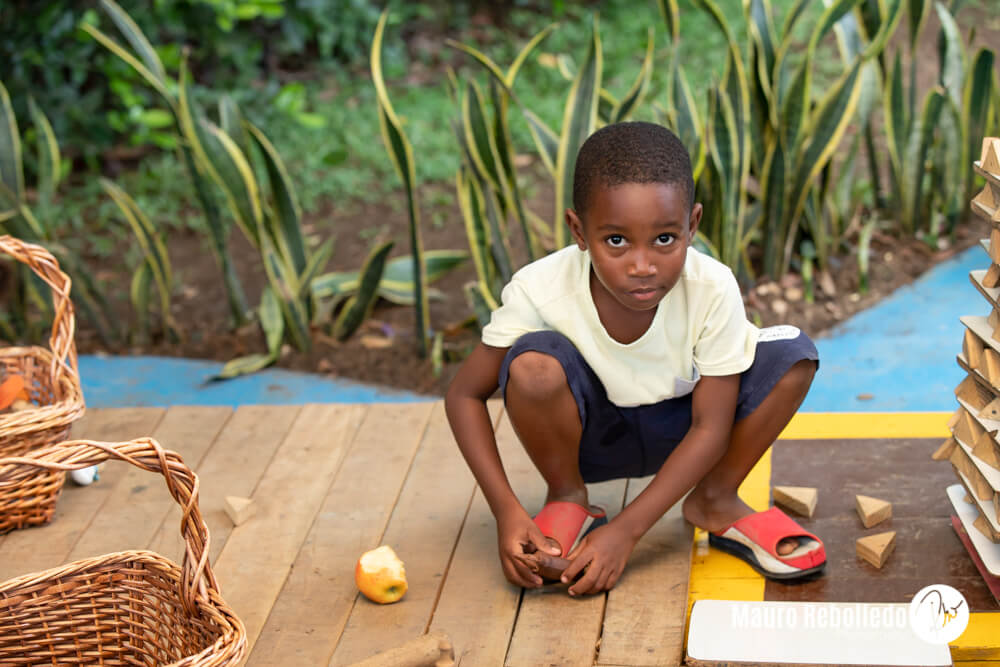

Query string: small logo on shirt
[757,325,801,343]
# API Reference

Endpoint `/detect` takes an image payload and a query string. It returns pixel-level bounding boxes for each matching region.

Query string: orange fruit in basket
[0,374,26,411]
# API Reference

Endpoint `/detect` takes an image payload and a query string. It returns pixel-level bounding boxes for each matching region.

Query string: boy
[445,122,823,596]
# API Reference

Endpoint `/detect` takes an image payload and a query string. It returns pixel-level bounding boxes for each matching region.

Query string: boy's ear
[566,208,588,250]
[687,202,703,243]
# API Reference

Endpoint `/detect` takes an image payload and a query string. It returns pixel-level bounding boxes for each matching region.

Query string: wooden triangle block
[985,347,1000,386]
[956,375,989,411]
[984,264,1000,289]
[856,531,896,568]
[979,397,1000,421]
[772,485,818,518]
[856,494,892,528]
[965,329,985,370]
[990,228,1000,265]
[972,429,1000,470]
[974,513,1000,543]
[953,407,976,445]
[948,406,963,431]
[977,184,999,211]
[932,437,958,461]
[982,137,1000,176]
[965,408,986,442]
[224,495,256,526]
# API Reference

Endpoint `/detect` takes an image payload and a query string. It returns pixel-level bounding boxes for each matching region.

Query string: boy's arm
[445,341,559,587]
[560,373,739,595]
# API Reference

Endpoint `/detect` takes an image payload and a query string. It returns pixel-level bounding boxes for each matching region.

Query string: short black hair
[572,121,694,217]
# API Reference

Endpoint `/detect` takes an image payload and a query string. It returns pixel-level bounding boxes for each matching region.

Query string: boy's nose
[629,252,656,277]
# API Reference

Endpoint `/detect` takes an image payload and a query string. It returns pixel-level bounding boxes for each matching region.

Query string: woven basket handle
[0,235,79,384]
[0,437,216,613]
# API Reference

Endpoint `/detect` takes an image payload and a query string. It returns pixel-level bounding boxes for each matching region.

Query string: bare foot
[682,487,800,556]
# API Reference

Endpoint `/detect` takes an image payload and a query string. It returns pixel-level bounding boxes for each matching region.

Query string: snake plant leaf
[0,81,24,206]
[98,0,167,85]
[382,249,469,285]
[858,0,905,60]
[657,0,680,44]
[260,285,284,357]
[482,184,514,286]
[246,122,307,274]
[759,141,787,277]
[310,250,464,304]
[27,98,61,206]
[464,280,499,328]
[445,41,509,92]
[261,239,311,352]
[199,118,263,247]
[554,13,602,248]
[456,167,495,294]
[80,23,172,106]
[507,23,558,86]
[215,353,277,380]
[462,80,503,189]
[219,96,251,161]
[372,9,429,356]
[523,110,559,176]
[298,237,334,300]
[334,240,394,341]
[934,2,965,107]
[746,0,777,101]
[907,0,930,47]
[669,65,705,180]
[780,0,813,38]
[130,261,152,341]
[964,48,995,197]
[611,27,654,123]
[789,60,864,236]
[902,87,945,233]
[884,50,906,177]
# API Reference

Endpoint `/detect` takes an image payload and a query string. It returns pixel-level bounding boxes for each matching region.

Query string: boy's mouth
[628,286,661,301]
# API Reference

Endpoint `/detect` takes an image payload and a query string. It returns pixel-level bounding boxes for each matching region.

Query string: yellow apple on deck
[355,545,407,604]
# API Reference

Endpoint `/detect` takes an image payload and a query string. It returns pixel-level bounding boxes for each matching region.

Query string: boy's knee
[507,351,570,401]
[781,359,817,395]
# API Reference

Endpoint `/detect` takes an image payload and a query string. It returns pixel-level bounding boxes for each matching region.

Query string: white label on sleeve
[757,325,801,342]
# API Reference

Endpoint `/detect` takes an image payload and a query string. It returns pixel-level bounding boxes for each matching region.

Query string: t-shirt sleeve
[480,277,548,348]
[692,272,758,376]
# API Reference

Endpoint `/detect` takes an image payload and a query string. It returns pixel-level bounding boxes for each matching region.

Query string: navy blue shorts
[498,328,818,483]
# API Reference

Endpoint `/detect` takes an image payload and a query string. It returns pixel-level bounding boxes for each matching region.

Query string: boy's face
[566,182,702,313]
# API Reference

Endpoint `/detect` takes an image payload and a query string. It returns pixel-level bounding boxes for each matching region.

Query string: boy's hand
[561,521,638,596]
[497,508,561,588]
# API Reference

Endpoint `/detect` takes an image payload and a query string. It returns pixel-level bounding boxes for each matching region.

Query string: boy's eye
[606,235,625,247]
[655,234,676,246]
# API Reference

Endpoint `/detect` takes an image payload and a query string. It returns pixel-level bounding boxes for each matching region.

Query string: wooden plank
[598,479,693,667]
[146,404,301,565]
[220,403,430,657]
[244,403,409,665]
[67,406,231,561]
[328,401,479,665]
[0,407,165,581]
[428,411,544,667]
[504,478,628,667]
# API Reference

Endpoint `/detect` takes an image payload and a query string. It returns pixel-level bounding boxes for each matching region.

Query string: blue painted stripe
[802,245,983,413]
[77,356,431,408]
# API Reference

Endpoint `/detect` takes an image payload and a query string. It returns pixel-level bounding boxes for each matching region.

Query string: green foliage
[0,80,119,344]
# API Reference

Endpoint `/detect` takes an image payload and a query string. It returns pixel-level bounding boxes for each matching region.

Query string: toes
[776,537,798,556]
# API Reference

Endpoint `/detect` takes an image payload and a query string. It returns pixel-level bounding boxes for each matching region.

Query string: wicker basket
[0,234,85,533]
[0,437,247,666]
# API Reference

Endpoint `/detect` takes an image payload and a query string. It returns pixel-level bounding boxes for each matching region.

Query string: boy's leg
[682,357,817,554]
[505,349,589,507]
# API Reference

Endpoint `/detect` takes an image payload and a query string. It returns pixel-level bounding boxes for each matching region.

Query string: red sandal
[533,501,607,556]
[709,507,826,580]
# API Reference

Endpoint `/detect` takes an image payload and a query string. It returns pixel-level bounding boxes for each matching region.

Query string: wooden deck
[0,403,692,666]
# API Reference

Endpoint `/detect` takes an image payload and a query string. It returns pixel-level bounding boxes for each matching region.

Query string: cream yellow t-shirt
[481,245,759,407]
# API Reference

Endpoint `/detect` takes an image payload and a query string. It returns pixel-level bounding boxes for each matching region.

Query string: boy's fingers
[569,565,601,596]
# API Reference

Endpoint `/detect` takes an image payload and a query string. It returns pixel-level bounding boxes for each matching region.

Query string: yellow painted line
[952,613,1000,662]
[781,412,951,439]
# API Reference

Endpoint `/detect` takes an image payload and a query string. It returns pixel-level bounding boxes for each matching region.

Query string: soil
[53,4,1000,396]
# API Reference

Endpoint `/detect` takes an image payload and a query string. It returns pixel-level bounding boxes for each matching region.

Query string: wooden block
[346,632,455,667]
[978,184,999,211]
[855,494,892,528]
[952,408,975,445]
[947,406,963,431]
[932,436,958,461]
[964,407,986,443]
[982,137,1000,176]
[956,374,991,412]
[951,446,995,501]
[984,264,1000,289]
[224,495,256,526]
[965,329,985,370]
[972,429,1000,470]
[979,397,1000,421]
[856,531,896,568]
[965,492,974,503]
[772,485,817,518]
[974,513,1000,544]
[985,347,1000,387]
[990,230,1000,265]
